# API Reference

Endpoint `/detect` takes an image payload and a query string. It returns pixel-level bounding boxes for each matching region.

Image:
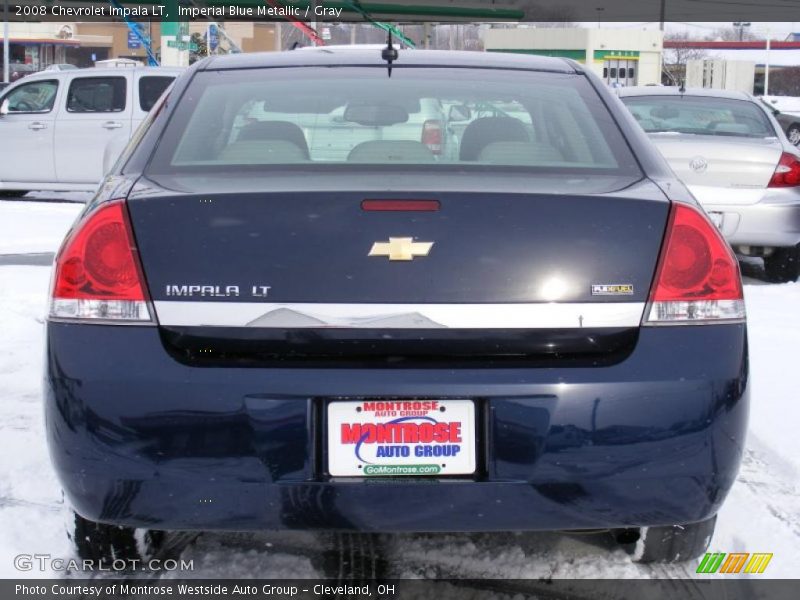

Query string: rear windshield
[622,95,776,138]
[146,67,640,176]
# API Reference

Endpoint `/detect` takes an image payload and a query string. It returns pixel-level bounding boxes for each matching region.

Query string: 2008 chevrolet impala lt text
[44,47,748,564]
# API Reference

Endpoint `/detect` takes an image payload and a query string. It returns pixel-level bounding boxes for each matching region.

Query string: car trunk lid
[126,176,669,361]
[647,133,782,205]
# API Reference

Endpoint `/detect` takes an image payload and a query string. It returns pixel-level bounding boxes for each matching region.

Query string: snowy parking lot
[0,199,798,582]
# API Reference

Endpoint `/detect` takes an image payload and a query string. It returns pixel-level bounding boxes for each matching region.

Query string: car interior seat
[459,116,531,161]
[237,121,311,159]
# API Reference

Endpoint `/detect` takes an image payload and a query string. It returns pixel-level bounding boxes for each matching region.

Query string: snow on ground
[0,266,71,579]
[0,201,82,254]
[0,200,797,581]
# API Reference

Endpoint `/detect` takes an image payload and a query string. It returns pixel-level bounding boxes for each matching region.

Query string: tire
[70,510,164,563]
[616,515,716,563]
[764,245,800,283]
[787,124,800,146]
[0,191,29,198]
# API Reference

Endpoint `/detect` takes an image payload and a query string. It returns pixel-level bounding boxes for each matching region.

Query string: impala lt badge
[368,237,434,261]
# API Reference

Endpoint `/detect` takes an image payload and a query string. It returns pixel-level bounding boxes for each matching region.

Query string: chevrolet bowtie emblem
[368,237,434,261]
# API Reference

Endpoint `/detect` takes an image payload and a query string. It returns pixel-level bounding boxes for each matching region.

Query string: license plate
[327,399,476,477]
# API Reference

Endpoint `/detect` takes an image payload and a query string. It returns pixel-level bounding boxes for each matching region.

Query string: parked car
[46,49,747,565]
[0,65,181,195]
[760,95,800,145]
[233,96,456,161]
[8,63,36,82]
[619,87,800,282]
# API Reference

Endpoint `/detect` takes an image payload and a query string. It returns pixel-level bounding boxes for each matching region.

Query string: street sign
[127,30,142,50]
[208,24,219,52]
[166,41,198,51]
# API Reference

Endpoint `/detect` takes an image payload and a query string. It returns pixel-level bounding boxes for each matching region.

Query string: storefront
[0,36,81,80]
[483,27,664,87]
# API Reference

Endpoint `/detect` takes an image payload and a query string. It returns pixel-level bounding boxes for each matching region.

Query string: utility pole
[733,22,751,42]
[3,0,10,84]
[311,0,319,35]
[659,0,666,31]
[765,31,771,96]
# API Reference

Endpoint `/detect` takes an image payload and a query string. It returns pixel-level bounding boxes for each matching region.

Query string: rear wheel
[70,510,164,564]
[615,515,716,563]
[764,245,800,283]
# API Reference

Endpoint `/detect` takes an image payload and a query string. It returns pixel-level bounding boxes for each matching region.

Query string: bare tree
[706,26,763,42]
[529,22,577,28]
[663,32,707,85]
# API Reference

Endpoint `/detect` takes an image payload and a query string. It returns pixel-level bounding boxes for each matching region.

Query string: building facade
[2,21,278,78]
[664,38,800,95]
[483,27,664,87]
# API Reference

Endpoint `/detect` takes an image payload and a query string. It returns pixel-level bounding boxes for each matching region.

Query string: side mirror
[448,104,471,122]
[0,99,8,116]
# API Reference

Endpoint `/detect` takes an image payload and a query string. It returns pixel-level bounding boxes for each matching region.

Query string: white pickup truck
[0,66,181,194]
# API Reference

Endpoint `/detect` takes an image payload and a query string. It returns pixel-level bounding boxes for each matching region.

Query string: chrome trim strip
[154,302,646,329]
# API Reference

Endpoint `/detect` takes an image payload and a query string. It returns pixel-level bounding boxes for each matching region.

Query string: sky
[597,22,800,40]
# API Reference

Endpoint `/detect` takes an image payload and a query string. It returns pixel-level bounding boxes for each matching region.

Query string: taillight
[421,120,443,155]
[645,203,745,324]
[49,200,153,323]
[768,152,800,187]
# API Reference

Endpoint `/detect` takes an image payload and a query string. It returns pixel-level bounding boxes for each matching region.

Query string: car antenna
[381,30,399,78]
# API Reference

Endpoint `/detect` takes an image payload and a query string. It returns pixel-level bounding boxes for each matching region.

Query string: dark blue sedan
[45,47,748,565]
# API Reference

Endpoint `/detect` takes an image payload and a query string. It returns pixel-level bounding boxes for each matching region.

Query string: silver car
[618,87,800,282]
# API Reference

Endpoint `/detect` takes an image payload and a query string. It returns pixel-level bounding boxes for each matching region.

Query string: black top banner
[5,0,800,23]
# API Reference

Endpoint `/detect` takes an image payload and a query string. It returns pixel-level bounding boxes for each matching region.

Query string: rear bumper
[44,322,749,532]
[704,189,800,247]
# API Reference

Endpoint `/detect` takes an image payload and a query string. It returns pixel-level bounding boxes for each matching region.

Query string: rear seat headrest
[237,121,310,159]
[459,116,530,161]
